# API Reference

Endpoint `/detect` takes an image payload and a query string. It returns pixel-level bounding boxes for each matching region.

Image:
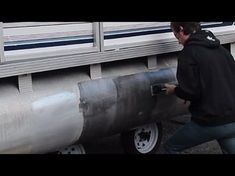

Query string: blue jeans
[164,121,235,154]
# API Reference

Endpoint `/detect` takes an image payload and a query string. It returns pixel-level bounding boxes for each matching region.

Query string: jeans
[164,121,235,154]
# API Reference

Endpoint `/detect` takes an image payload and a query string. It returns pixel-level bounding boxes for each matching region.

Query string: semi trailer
[0,22,234,154]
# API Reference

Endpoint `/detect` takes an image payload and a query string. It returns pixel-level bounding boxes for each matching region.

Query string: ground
[83,115,222,154]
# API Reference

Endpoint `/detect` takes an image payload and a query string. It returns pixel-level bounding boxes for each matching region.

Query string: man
[164,22,235,154]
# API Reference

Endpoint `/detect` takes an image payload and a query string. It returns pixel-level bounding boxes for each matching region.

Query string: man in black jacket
[164,22,235,154]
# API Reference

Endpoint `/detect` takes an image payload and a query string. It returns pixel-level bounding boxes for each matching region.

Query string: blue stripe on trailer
[5,38,94,51]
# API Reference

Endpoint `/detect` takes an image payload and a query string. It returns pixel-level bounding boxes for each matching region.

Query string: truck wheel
[121,122,162,154]
[57,144,86,154]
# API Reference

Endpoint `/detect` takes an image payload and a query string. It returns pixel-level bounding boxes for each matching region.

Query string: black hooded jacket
[175,30,235,126]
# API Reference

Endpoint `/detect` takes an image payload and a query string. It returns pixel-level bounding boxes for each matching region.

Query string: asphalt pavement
[83,115,222,154]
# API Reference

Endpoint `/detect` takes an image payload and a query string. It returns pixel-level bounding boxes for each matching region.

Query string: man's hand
[164,83,176,95]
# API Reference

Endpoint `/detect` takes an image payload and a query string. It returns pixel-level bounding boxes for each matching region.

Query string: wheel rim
[57,144,86,154]
[134,123,159,154]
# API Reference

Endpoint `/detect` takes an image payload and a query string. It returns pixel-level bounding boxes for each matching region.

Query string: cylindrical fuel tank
[0,57,188,153]
[78,67,188,142]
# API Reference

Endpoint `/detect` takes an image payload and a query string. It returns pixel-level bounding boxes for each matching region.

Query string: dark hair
[170,22,201,35]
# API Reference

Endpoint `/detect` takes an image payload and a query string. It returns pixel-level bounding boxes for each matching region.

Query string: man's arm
[165,51,201,101]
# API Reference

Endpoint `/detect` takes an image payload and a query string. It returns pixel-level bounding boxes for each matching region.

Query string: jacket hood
[185,30,220,48]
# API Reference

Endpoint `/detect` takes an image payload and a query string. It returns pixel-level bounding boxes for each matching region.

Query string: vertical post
[0,22,5,62]
[90,22,103,79]
[18,74,33,94]
[93,22,100,49]
[99,22,104,52]
[147,55,157,69]
[90,64,102,80]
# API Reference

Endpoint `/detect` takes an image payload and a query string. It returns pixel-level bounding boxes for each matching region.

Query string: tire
[56,144,86,154]
[121,122,163,154]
